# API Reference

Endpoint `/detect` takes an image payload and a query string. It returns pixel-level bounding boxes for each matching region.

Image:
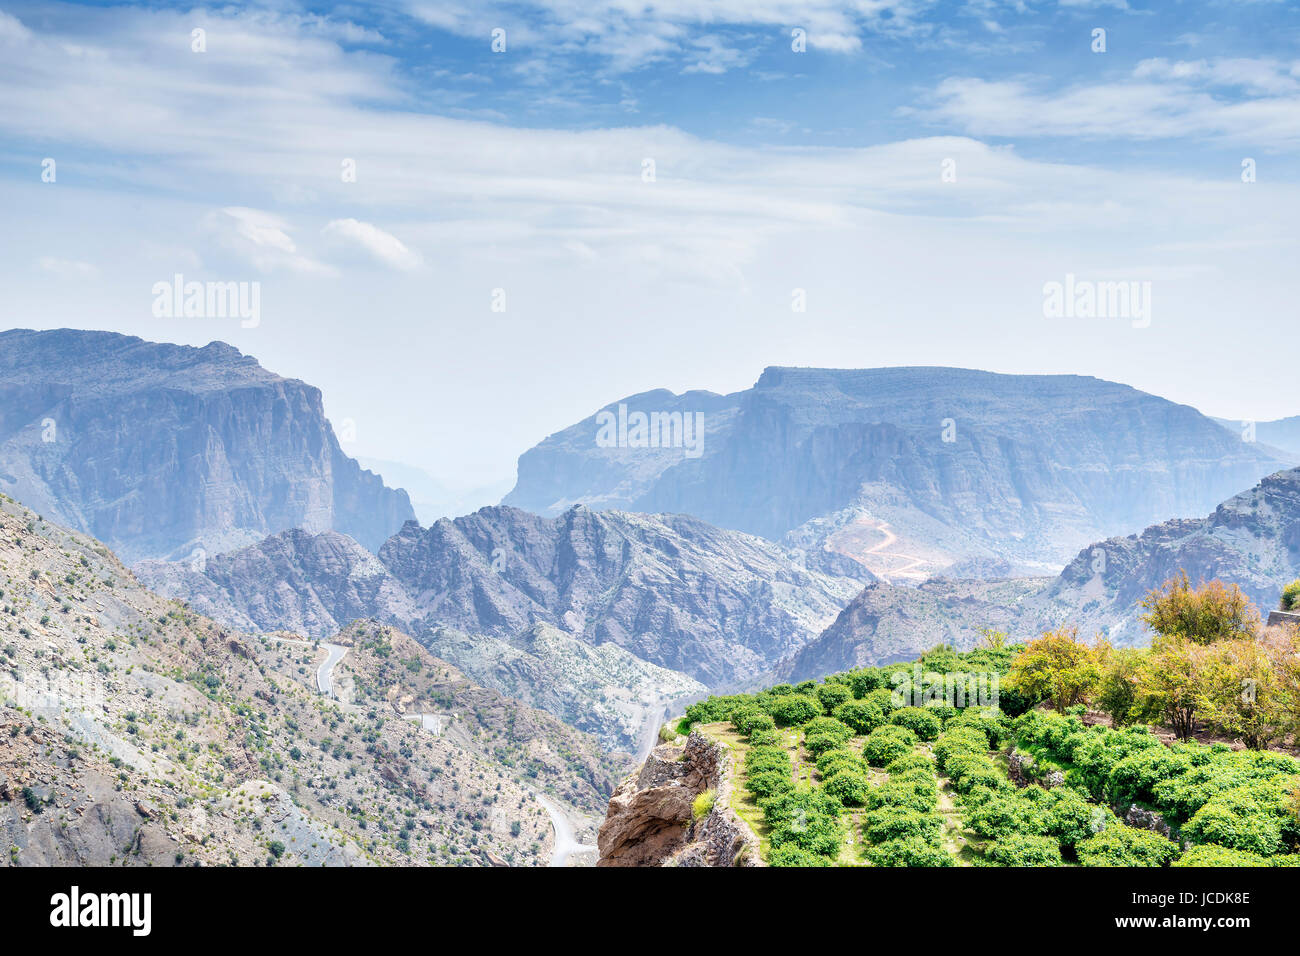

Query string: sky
[1,0,1297,493]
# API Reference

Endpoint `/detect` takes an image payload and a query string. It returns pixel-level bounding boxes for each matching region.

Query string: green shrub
[933,728,988,773]
[1044,787,1115,848]
[833,699,885,735]
[1182,785,1285,856]
[692,789,716,821]
[862,806,942,844]
[964,790,1048,840]
[816,748,863,779]
[748,727,782,747]
[1281,579,1300,612]
[863,725,918,768]
[822,769,871,807]
[1173,845,1269,868]
[847,669,883,699]
[1076,824,1178,867]
[746,769,794,801]
[771,694,823,727]
[889,707,942,742]
[768,844,832,867]
[884,753,935,776]
[816,683,853,715]
[865,836,954,867]
[987,833,1063,867]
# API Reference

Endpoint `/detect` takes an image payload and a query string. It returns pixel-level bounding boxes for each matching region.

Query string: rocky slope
[506,366,1290,574]
[0,329,413,562]
[0,494,619,866]
[783,466,1300,680]
[597,729,760,867]
[135,504,867,748]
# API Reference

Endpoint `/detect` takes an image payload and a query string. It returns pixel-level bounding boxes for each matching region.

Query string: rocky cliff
[506,366,1291,573]
[0,329,413,562]
[597,730,760,867]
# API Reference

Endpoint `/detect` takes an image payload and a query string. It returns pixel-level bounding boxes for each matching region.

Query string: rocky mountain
[136,504,869,747]
[0,329,413,562]
[1214,415,1300,457]
[0,493,619,866]
[505,367,1291,577]
[782,466,1300,681]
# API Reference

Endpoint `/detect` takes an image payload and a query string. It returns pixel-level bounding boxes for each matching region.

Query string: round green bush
[1173,845,1269,868]
[816,748,863,778]
[933,728,989,773]
[862,806,942,844]
[822,769,871,807]
[863,725,918,768]
[748,727,782,747]
[816,682,853,715]
[1044,787,1115,848]
[865,836,954,867]
[1076,824,1178,867]
[987,833,1063,867]
[964,791,1048,840]
[889,706,942,742]
[833,699,885,735]
[746,769,795,801]
[771,694,823,727]
[767,844,832,867]
[885,752,935,776]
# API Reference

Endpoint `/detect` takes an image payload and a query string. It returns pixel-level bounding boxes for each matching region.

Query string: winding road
[315,643,348,697]
[266,637,348,698]
[531,791,595,867]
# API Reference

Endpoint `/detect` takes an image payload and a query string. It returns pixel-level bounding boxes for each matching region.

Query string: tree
[1094,643,1145,727]
[1281,580,1300,612]
[1139,572,1260,645]
[1136,637,1205,741]
[1006,627,1100,712]
[1195,637,1297,750]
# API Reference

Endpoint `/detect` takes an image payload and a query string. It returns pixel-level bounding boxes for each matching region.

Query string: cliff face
[505,366,1292,570]
[0,329,413,561]
[597,730,760,867]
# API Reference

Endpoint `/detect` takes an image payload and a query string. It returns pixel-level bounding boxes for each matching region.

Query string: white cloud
[205,207,333,275]
[912,66,1300,145]
[323,219,422,271]
[36,257,100,279]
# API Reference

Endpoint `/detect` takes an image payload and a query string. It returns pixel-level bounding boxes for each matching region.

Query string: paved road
[266,637,347,698]
[532,791,595,867]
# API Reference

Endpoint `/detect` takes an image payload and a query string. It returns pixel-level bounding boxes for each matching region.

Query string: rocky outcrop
[0,329,413,561]
[597,731,760,867]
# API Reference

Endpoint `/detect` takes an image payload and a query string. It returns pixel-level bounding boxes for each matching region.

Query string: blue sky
[1,0,1297,493]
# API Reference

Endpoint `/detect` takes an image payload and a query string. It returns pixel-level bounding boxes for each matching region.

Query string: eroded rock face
[597,731,760,867]
[0,329,413,561]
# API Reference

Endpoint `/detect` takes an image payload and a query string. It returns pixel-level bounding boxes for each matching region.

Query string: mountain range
[781,464,1300,681]
[0,329,413,563]
[136,504,868,747]
[505,366,1292,578]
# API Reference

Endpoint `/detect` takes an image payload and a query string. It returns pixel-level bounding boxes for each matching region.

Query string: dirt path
[826,517,931,583]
